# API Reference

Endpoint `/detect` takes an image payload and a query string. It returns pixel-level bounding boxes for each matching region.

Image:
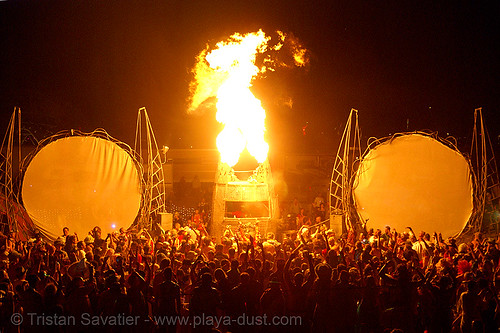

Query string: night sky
[1,1,499,156]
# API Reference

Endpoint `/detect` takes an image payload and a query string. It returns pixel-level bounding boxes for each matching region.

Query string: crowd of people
[0,195,499,333]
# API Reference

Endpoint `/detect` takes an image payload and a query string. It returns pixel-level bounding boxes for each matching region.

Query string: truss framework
[329,108,362,231]
[0,108,22,236]
[2,108,168,236]
[134,107,166,231]
[329,107,498,237]
[469,107,500,233]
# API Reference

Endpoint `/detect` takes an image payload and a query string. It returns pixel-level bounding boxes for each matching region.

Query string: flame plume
[189,30,308,167]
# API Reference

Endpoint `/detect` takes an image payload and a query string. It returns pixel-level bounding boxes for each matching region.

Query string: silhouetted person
[20,274,43,333]
[260,279,285,333]
[284,248,315,333]
[311,264,332,333]
[227,259,240,288]
[156,268,181,333]
[190,273,220,333]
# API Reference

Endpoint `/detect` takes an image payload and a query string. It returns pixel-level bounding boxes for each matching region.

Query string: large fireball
[189,30,307,167]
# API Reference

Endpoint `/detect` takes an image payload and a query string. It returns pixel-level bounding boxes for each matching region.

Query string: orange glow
[189,30,308,167]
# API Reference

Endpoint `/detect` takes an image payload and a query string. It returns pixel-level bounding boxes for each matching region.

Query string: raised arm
[249,235,256,261]
[304,251,316,288]
[322,231,330,252]
[284,244,303,289]
[259,241,265,261]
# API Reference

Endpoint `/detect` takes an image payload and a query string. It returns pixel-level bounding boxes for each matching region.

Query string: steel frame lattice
[0,108,22,236]
[329,108,362,232]
[469,107,500,234]
[134,107,166,231]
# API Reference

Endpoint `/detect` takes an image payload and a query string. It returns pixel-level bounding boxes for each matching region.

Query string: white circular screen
[22,136,142,240]
[353,134,473,238]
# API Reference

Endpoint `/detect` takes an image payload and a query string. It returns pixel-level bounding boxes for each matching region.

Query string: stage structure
[21,129,143,240]
[212,159,280,242]
[329,108,499,238]
[134,107,167,231]
[185,31,295,242]
[329,108,362,234]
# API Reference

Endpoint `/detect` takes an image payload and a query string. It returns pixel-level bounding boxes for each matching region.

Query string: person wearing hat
[83,234,94,246]
[67,258,92,280]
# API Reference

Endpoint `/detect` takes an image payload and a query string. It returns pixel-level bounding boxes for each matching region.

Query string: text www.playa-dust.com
[151,313,302,327]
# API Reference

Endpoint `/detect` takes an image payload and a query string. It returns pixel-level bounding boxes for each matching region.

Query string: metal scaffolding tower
[0,108,22,236]
[329,108,362,232]
[134,107,166,231]
[469,107,500,233]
